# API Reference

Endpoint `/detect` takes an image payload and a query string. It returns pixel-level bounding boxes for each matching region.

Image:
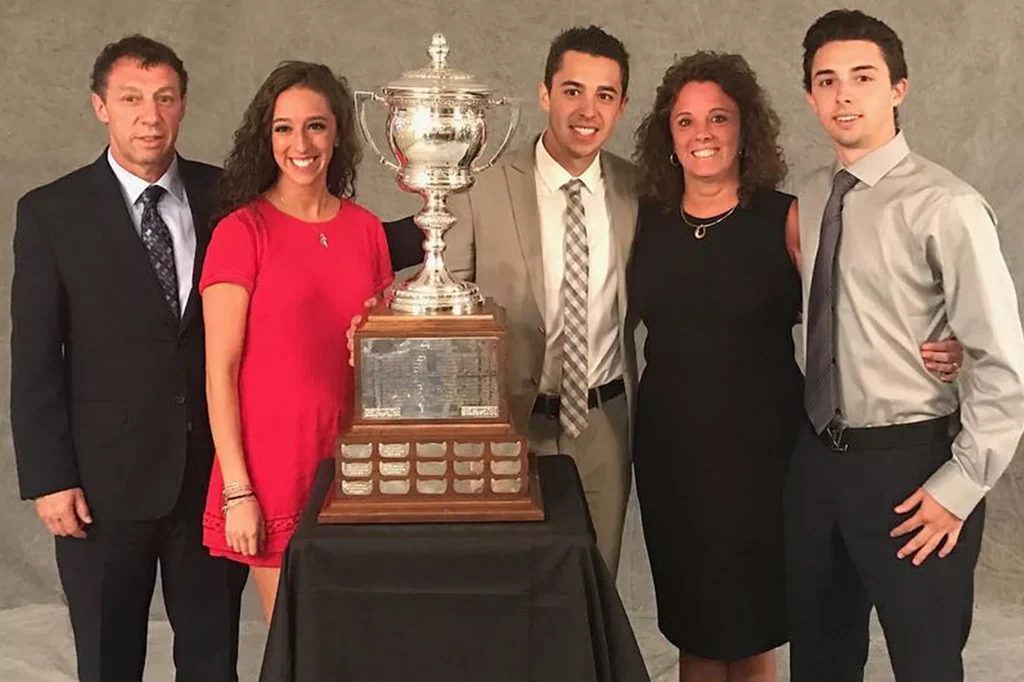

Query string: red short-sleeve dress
[200,198,393,567]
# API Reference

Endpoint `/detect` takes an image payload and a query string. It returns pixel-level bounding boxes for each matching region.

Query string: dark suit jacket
[11,152,219,521]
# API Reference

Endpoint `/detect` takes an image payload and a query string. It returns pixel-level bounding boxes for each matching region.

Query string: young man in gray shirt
[787,9,1024,682]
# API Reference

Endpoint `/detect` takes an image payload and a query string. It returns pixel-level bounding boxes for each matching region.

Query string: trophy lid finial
[428,33,449,71]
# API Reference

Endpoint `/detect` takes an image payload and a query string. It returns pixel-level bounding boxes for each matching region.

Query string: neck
[541,129,598,177]
[681,174,740,217]
[835,126,897,167]
[271,178,335,221]
[111,147,174,183]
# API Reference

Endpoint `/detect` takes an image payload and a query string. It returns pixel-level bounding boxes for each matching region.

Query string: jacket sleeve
[10,193,79,499]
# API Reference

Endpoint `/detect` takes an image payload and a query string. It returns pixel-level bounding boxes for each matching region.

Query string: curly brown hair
[215,61,361,222]
[633,51,786,209]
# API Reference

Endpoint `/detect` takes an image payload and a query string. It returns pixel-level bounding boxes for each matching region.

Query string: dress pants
[55,440,248,682]
[529,392,631,578]
[784,419,984,682]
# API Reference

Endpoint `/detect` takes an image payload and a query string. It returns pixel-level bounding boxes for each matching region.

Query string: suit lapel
[88,153,179,332]
[601,155,637,322]
[505,145,546,316]
[178,157,214,333]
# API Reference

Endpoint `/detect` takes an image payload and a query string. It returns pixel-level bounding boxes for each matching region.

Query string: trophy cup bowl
[319,34,543,524]
[355,33,520,315]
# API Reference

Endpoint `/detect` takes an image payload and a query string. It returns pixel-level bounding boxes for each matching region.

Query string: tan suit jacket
[445,142,640,435]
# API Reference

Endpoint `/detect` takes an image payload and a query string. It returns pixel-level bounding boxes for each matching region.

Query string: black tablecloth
[259,455,649,682]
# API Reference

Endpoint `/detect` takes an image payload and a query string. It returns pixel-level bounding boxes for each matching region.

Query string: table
[259,455,650,682]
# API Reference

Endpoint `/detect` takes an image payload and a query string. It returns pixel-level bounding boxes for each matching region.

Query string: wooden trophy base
[318,299,545,524]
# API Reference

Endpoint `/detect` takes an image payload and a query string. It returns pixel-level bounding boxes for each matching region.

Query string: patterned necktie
[804,169,859,433]
[560,179,589,439]
[140,185,181,319]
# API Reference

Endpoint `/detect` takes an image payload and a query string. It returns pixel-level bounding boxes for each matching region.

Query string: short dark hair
[544,25,630,97]
[802,9,907,92]
[633,51,786,209]
[90,34,188,99]
[215,61,362,223]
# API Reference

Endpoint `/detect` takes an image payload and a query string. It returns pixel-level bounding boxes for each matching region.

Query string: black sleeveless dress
[628,190,803,661]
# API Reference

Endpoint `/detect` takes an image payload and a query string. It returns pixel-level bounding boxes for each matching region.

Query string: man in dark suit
[11,35,247,682]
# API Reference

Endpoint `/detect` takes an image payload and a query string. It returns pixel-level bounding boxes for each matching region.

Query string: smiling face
[670,80,742,185]
[807,39,907,165]
[91,57,185,181]
[538,49,627,175]
[269,86,337,190]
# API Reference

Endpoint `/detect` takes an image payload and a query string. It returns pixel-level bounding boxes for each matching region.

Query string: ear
[891,78,908,108]
[538,81,551,112]
[91,92,110,124]
[805,90,818,117]
[179,95,188,122]
[619,93,629,112]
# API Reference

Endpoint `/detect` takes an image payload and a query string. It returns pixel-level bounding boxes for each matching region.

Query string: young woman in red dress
[200,61,392,622]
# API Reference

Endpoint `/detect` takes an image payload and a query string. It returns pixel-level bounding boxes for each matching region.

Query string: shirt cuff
[922,459,989,520]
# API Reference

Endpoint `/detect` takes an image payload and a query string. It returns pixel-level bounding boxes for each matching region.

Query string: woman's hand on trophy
[347,296,378,367]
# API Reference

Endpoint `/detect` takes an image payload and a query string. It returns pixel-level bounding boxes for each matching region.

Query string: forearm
[206,366,250,486]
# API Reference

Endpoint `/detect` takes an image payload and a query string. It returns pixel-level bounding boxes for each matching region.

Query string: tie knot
[141,185,166,209]
[561,178,584,199]
[832,169,859,197]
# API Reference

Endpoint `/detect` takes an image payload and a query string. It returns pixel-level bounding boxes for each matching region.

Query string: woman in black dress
[628,52,963,682]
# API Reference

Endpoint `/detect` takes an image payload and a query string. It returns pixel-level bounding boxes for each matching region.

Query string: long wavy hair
[215,61,361,222]
[633,51,786,210]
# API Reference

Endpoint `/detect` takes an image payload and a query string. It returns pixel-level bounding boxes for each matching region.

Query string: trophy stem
[390,189,483,315]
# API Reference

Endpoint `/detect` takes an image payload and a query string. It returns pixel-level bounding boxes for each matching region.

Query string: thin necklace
[680,204,738,240]
[271,193,334,248]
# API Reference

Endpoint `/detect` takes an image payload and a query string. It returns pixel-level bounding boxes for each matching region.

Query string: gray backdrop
[1,0,1021,680]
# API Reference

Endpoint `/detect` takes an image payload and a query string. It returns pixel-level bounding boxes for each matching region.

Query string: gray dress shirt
[798,132,1024,519]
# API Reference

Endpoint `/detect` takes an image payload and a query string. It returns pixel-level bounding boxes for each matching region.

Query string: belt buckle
[825,422,848,452]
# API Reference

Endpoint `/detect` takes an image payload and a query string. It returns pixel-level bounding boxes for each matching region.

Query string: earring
[669,152,680,167]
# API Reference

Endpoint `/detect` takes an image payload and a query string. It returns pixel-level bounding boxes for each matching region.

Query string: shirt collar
[839,131,911,188]
[534,133,602,195]
[107,148,186,206]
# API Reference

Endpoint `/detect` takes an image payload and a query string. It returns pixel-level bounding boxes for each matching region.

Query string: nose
[139,97,160,124]
[693,119,712,140]
[835,79,854,104]
[295,127,313,153]
[577,93,598,119]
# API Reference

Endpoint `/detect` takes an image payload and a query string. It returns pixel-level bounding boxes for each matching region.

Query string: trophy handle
[355,90,401,172]
[470,97,521,174]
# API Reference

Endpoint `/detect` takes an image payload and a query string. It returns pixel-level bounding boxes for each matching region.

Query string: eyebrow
[813,64,879,79]
[559,79,620,96]
[272,115,329,124]
[673,106,734,117]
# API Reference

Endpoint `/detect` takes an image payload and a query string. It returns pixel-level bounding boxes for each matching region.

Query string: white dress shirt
[798,132,1024,519]
[107,150,196,316]
[534,135,622,393]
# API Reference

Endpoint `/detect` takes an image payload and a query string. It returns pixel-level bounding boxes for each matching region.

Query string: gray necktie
[560,179,589,439]
[804,169,859,433]
[140,185,181,319]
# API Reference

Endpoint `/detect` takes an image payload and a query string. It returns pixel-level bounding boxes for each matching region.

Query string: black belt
[816,412,960,453]
[532,377,626,419]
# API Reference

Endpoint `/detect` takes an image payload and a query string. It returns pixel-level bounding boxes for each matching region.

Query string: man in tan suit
[438,26,638,577]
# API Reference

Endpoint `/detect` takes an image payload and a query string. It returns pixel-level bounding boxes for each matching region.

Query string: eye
[817,77,834,88]
[123,94,139,103]
[711,114,729,124]
[563,87,580,97]
[273,124,291,134]
[857,74,874,83]
[156,95,175,105]
[676,118,691,128]
[598,92,615,102]
[308,121,327,131]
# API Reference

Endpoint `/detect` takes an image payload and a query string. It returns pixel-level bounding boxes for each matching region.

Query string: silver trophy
[356,33,520,314]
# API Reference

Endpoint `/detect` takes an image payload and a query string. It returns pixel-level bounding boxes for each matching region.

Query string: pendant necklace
[272,193,332,248]
[680,204,737,240]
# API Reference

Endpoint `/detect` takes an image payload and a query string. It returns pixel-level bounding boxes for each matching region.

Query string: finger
[938,525,962,558]
[246,533,258,557]
[939,372,958,383]
[363,296,377,310]
[74,494,93,525]
[890,511,925,538]
[898,527,932,559]
[912,531,945,566]
[920,350,952,363]
[894,489,924,515]
[43,517,65,536]
[60,515,85,539]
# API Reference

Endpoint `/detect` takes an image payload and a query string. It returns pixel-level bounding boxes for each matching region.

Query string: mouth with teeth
[570,125,599,139]
[289,156,318,170]
[834,114,861,125]
[691,148,719,159]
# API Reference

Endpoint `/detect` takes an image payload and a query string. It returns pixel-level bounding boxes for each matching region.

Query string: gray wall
[1,0,1021,616]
